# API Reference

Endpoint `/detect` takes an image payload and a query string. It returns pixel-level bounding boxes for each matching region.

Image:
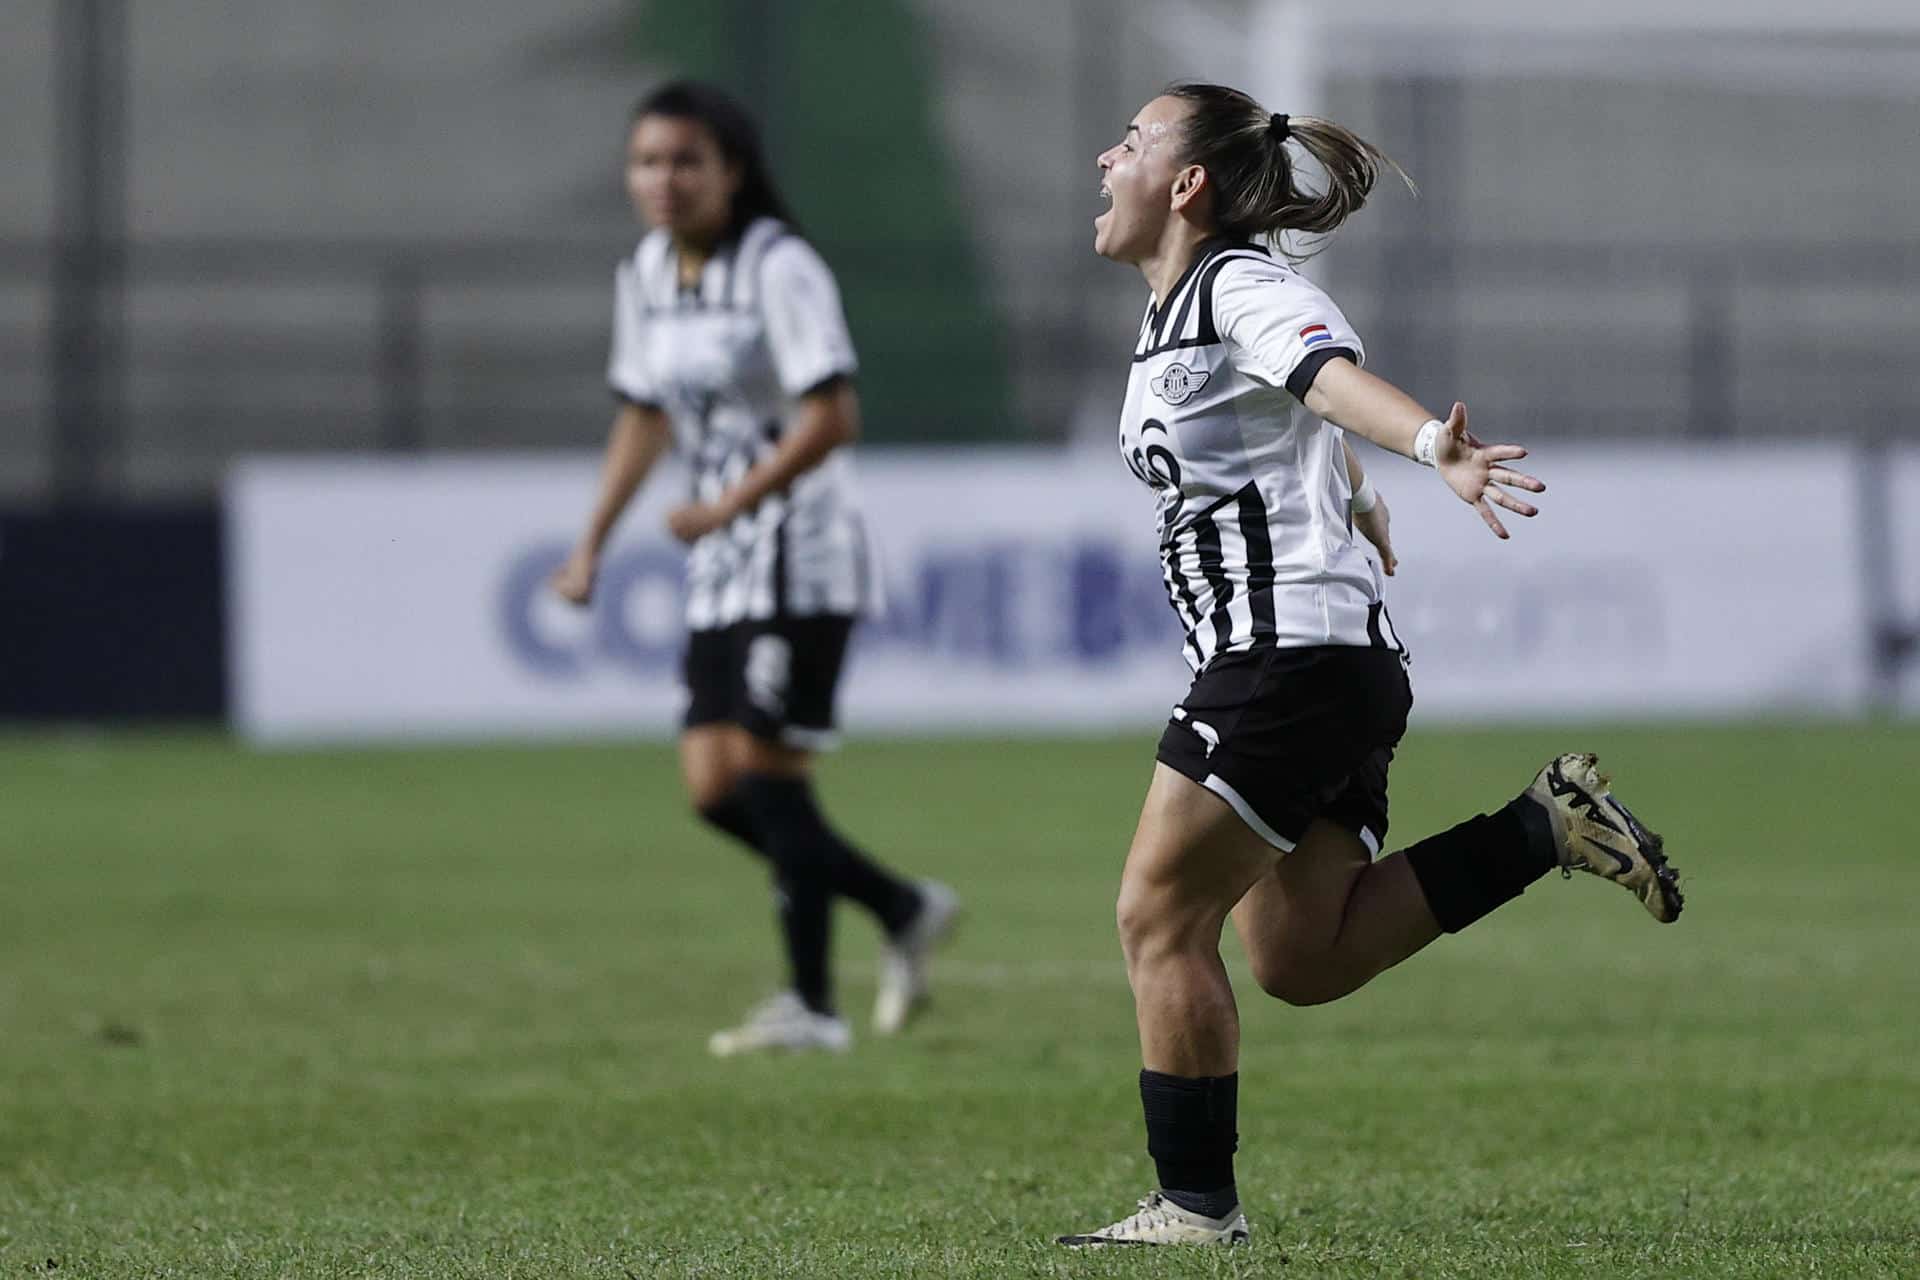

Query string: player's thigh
[679,622,816,796]
[686,724,781,806]
[679,723,810,798]
[736,731,810,778]
[1229,817,1372,964]
[1119,763,1281,952]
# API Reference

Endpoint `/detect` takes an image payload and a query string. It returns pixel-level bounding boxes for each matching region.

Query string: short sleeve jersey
[1117,239,1404,672]
[608,217,880,629]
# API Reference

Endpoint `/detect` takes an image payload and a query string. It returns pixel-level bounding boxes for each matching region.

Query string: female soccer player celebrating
[1058,83,1682,1247]
[553,81,957,1057]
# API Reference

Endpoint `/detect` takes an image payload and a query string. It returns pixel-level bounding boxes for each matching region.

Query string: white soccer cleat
[1525,752,1684,923]
[707,991,852,1057]
[1056,1191,1250,1248]
[872,880,961,1035]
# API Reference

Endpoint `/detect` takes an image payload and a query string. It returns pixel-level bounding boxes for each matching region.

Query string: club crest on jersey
[1150,364,1210,406]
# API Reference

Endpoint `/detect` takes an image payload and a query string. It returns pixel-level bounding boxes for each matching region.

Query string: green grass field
[3,724,1918,1278]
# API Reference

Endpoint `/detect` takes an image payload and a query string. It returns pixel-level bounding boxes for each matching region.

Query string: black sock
[736,775,841,1015]
[1403,795,1559,933]
[772,868,833,1016]
[735,774,922,936]
[1140,1069,1239,1219]
[699,794,830,1007]
[695,794,766,858]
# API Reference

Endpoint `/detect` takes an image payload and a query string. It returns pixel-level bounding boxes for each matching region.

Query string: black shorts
[683,615,856,750]
[1156,645,1413,854]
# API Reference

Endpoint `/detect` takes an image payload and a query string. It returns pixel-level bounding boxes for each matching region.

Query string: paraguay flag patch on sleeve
[1300,323,1333,348]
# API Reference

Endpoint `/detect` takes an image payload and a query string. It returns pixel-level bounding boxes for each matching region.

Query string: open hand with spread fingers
[1432,401,1545,538]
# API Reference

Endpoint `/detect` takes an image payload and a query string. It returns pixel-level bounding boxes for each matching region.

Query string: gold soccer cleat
[1525,752,1684,923]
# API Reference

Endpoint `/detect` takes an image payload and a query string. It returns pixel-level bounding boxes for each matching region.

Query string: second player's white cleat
[872,880,960,1035]
[1056,1191,1251,1247]
[707,991,852,1057]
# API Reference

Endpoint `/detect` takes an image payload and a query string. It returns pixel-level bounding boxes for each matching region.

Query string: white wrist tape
[1412,419,1443,468]
[1349,473,1378,514]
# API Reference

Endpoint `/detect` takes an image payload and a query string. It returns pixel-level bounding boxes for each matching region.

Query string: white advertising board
[227,450,1191,743]
[228,444,1869,744]
[1365,442,1866,718]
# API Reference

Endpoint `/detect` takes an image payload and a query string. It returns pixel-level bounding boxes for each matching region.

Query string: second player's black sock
[695,794,765,858]
[772,868,834,1016]
[1140,1069,1239,1219]
[1403,796,1559,934]
[736,774,921,935]
[737,775,838,1015]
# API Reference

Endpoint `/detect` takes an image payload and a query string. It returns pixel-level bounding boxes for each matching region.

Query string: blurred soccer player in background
[553,81,958,1057]
[1058,83,1684,1246]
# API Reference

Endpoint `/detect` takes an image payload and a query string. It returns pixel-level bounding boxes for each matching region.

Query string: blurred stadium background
[3,0,1918,729]
[5,3,1920,1275]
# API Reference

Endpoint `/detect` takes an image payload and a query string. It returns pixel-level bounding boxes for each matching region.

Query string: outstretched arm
[1305,358,1544,539]
[551,402,672,604]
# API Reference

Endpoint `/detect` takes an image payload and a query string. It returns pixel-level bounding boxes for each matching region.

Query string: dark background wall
[1,505,225,719]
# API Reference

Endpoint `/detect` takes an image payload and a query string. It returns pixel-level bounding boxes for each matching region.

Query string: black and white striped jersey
[608,217,880,630]
[1118,239,1402,672]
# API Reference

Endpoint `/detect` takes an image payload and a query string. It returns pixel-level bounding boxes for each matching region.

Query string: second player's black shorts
[1156,644,1412,855]
[683,614,856,749]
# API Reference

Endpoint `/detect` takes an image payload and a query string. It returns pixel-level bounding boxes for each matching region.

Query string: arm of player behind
[1303,357,1544,539]
[725,376,859,512]
[1343,438,1397,576]
[553,402,672,605]
[663,377,858,544]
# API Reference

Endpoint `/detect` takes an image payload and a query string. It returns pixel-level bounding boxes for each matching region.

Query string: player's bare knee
[1269,978,1339,1007]
[1114,884,1157,962]
[1248,953,1336,1006]
[1248,955,1303,1003]
[1117,884,1217,975]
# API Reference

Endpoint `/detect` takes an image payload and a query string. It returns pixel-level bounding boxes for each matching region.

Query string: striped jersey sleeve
[758,237,858,396]
[1211,258,1365,401]
[606,258,661,407]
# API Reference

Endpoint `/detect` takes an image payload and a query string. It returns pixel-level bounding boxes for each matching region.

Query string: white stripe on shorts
[780,725,840,752]
[1201,773,1296,852]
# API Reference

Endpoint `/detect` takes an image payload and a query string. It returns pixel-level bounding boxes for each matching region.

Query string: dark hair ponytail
[630,80,797,240]
[1163,82,1412,259]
